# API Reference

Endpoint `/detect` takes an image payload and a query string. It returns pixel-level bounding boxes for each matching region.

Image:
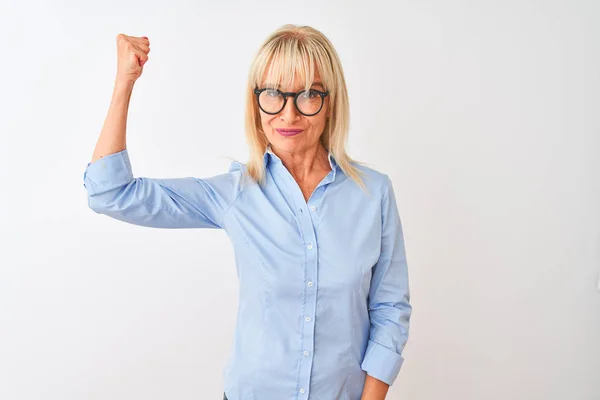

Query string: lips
[276,128,304,137]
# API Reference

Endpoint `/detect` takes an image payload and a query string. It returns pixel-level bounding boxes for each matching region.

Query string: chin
[270,133,300,145]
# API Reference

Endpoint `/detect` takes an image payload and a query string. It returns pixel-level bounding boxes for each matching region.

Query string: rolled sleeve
[360,175,412,386]
[361,339,404,386]
[83,149,133,196]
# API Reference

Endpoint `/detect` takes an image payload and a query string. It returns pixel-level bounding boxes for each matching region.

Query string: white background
[1,0,598,399]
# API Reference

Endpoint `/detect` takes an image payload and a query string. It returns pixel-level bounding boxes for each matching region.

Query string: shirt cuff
[83,149,133,196]
[360,339,404,386]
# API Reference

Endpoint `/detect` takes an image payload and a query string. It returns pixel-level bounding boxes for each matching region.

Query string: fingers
[117,33,150,50]
[115,33,151,77]
[135,44,149,67]
[132,37,150,56]
[137,43,150,53]
[132,49,149,66]
[133,36,150,47]
[122,35,150,66]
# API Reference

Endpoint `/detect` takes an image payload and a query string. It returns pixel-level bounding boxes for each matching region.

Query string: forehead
[260,62,324,90]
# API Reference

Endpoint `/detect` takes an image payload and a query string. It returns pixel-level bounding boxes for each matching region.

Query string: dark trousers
[223,392,228,400]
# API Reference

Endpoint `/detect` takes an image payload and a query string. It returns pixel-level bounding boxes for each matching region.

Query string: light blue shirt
[83,146,411,400]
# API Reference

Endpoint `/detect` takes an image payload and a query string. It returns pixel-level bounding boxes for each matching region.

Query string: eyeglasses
[254,87,330,116]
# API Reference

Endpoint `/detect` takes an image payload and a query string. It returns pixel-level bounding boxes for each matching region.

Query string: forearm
[91,79,134,163]
[361,374,390,400]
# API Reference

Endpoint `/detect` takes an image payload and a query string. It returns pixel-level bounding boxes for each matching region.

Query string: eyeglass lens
[259,89,323,115]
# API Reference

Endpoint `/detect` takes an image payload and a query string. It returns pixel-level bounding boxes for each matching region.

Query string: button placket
[279,169,327,399]
[298,211,318,398]
[269,157,335,398]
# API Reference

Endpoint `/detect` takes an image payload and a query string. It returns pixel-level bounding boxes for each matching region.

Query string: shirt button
[307,244,313,250]
[300,388,305,393]
[303,350,309,356]
[310,205,316,211]
[307,281,313,286]
[305,316,311,322]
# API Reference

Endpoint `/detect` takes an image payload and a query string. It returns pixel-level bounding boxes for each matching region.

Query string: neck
[270,143,331,181]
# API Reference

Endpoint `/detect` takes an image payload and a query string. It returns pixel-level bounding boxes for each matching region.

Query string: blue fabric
[83,146,411,400]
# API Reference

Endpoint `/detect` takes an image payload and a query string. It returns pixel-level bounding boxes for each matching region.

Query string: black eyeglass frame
[253,87,330,116]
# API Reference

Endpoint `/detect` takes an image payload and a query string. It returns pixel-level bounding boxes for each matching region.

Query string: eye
[300,90,319,99]
[265,88,280,97]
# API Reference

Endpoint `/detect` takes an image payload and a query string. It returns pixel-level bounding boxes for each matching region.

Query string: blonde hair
[242,24,368,192]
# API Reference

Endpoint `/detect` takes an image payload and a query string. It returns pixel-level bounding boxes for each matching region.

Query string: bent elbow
[86,180,133,215]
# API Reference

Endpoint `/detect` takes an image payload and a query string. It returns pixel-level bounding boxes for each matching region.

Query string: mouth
[275,128,304,137]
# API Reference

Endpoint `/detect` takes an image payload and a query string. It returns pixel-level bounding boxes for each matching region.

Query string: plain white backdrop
[0,0,598,399]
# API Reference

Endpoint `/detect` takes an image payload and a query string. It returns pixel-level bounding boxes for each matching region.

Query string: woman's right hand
[115,33,150,85]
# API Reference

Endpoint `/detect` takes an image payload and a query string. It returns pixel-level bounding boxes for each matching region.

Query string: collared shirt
[83,145,411,400]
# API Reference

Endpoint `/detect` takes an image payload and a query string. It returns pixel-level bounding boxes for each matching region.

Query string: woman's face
[258,73,329,154]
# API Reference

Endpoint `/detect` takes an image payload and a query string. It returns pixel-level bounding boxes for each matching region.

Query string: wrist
[114,78,135,93]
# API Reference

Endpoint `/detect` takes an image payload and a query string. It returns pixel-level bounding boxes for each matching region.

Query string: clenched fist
[115,33,150,85]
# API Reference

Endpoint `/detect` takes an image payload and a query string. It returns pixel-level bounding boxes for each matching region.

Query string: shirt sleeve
[82,148,244,229]
[360,175,412,386]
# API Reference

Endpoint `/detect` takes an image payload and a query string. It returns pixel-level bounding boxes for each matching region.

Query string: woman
[83,25,411,400]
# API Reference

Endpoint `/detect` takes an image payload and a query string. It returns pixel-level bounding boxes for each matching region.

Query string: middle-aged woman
[83,24,412,400]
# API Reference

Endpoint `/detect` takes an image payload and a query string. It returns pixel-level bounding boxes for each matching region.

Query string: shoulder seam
[383,174,391,198]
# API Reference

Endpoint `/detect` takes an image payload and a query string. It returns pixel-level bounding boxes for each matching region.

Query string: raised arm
[91,33,149,164]
[83,34,243,229]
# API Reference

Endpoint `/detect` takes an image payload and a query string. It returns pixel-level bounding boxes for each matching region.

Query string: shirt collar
[263,144,338,178]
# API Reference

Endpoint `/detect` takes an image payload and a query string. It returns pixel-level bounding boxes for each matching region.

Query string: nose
[280,95,301,123]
